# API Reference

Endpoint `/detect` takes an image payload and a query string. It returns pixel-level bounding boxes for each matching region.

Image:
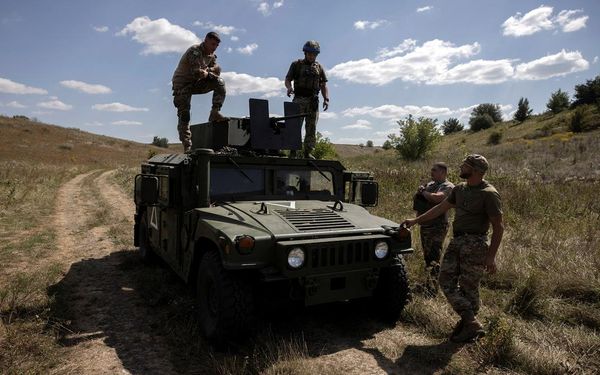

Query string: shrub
[506,273,546,319]
[312,132,337,160]
[381,140,392,150]
[469,114,495,132]
[572,75,600,107]
[366,140,374,147]
[470,103,503,123]
[546,89,570,114]
[442,117,464,135]
[387,115,441,160]
[569,107,585,132]
[488,131,503,145]
[513,97,532,122]
[152,136,169,148]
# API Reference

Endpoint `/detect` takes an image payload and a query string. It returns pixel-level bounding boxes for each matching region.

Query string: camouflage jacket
[286,59,327,97]
[172,43,217,89]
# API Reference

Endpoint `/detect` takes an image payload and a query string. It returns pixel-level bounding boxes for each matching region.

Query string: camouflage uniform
[415,180,454,293]
[286,59,327,156]
[172,43,226,150]
[439,180,502,318]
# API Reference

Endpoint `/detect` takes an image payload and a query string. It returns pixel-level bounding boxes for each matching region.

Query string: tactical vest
[292,59,322,97]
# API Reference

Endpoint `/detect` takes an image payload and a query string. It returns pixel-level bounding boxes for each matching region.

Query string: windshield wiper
[227,157,254,184]
[308,160,331,182]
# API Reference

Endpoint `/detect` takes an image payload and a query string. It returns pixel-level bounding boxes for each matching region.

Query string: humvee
[134,99,412,342]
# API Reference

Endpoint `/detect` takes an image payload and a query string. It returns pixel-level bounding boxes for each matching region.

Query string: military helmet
[302,40,320,54]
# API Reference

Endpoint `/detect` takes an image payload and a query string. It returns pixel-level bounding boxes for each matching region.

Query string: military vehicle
[134,99,413,342]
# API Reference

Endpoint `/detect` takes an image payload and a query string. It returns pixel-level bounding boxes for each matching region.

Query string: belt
[453,231,486,237]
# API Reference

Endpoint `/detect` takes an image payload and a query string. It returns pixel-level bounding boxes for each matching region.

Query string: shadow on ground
[49,250,457,374]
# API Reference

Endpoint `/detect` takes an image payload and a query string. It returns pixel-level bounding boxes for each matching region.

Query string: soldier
[285,40,329,158]
[402,155,503,343]
[172,31,227,152]
[413,162,454,296]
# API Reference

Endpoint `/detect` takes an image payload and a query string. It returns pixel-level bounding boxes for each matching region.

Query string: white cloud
[273,0,284,8]
[38,100,72,111]
[330,39,589,86]
[117,16,200,55]
[111,120,143,125]
[237,43,258,55]
[220,71,284,97]
[60,80,112,94]
[226,47,233,53]
[258,2,270,16]
[192,21,241,36]
[320,130,333,137]
[377,39,417,59]
[84,121,104,127]
[515,50,589,80]
[319,112,338,120]
[5,101,26,108]
[92,102,149,112]
[555,10,588,32]
[0,77,47,94]
[342,119,372,130]
[353,20,389,30]
[93,25,109,32]
[231,36,239,41]
[416,6,433,13]
[593,56,599,64]
[502,6,588,37]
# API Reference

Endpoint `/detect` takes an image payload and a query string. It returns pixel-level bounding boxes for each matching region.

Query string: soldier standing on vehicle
[285,40,329,158]
[413,162,454,296]
[402,154,503,343]
[172,31,227,152]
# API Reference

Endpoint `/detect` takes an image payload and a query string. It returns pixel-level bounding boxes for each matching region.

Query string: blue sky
[1,0,598,145]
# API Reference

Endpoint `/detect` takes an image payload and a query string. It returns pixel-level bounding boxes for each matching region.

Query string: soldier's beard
[459,171,472,179]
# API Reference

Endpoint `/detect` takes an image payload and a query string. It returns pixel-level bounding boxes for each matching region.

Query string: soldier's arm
[208,63,221,76]
[402,199,454,228]
[422,190,446,203]
[320,82,329,111]
[187,50,208,80]
[285,78,294,97]
[485,214,504,274]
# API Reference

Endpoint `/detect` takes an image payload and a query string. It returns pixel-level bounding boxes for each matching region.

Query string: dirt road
[47,170,457,375]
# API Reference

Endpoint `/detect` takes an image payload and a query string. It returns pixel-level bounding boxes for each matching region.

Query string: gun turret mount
[191,99,304,152]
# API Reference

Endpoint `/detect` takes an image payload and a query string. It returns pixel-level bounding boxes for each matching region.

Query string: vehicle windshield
[210,167,265,197]
[275,169,333,197]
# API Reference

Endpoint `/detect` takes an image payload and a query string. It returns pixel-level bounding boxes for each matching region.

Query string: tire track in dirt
[51,170,177,375]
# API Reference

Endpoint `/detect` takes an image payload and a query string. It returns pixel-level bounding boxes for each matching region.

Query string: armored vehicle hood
[195,200,399,241]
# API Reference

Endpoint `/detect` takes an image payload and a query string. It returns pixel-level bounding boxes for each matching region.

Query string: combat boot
[208,109,228,122]
[451,311,485,343]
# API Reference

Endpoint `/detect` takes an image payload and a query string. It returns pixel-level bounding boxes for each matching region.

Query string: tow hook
[365,269,379,290]
[305,278,319,296]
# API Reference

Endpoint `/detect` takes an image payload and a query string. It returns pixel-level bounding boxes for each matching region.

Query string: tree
[546,89,570,114]
[387,115,441,160]
[152,136,169,148]
[513,97,532,122]
[312,132,338,160]
[442,117,464,135]
[470,103,503,123]
[572,75,600,107]
[469,114,495,132]
[366,140,374,147]
[382,140,392,150]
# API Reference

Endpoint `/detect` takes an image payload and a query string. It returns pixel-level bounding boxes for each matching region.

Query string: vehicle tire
[138,214,156,263]
[196,250,255,343]
[373,255,411,322]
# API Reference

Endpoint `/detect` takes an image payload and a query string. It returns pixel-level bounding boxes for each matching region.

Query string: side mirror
[139,176,159,205]
[360,181,378,207]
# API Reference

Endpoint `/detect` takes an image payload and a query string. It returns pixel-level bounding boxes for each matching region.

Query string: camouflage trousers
[420,224,448,293]
[293,96,319,155]
[439,234,488,316]
[173,77,226,149]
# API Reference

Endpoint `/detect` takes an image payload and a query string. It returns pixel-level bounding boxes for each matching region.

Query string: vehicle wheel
[374,255,411,322]
[138,214,156,263]
[196,250,255,343]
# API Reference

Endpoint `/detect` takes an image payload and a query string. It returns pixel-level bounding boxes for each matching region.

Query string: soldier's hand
[484,255,497,274]
[323,99,329,111]
[401,218,417,228]
[287,87,294,97]
[199,69,209,79]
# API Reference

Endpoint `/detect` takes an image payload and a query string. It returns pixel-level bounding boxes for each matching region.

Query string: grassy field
[1,111,599,374]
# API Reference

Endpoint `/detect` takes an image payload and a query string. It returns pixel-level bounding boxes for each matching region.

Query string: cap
[463,154,489,172]
[205,31,221,42]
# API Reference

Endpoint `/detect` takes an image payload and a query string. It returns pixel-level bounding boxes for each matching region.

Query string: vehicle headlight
[287,247,305,268]
[374,241,389,259]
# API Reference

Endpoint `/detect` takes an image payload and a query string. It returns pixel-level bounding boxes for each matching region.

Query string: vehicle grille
[309,240,372,268]
[275,208,356,232]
